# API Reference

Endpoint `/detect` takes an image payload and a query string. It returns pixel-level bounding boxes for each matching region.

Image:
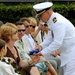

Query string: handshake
[28,49,40,55]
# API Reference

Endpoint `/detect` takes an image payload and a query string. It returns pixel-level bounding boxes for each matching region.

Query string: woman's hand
[35,44,42,50]
[35,52,43,56]
[30,55,40,64]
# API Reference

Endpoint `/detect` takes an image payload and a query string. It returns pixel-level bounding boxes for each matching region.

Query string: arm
[51,50,61,57]
[40,30,53,48]
[18,51,31,68]
[31,20,44,38]
[47,63,58,75]
[35,31,53,50]
[18,51,40,67]
[41,22,66,56]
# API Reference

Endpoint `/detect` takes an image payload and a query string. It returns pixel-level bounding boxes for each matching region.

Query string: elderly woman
[0,22,41,75]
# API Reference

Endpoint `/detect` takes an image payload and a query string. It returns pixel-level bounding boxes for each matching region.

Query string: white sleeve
[0,64,17,75]
[40,31,53,48]
[0,68,4,75]
[41,22,66,56]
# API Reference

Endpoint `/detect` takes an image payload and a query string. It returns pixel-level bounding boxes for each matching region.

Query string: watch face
[44,23,47,26]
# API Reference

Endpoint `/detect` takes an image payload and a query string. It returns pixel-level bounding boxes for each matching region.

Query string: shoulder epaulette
[53,17,57,23]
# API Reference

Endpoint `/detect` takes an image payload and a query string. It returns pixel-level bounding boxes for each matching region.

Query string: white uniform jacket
[40,12,75,66]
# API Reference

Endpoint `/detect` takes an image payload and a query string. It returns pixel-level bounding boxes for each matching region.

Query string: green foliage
[0,4,33,23]
[53,4,69,18]
[0,3,75,26]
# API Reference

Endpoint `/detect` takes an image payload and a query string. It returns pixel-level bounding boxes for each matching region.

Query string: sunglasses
[18,29,25,32]
[31,26,36,28]
[25,25,32,28]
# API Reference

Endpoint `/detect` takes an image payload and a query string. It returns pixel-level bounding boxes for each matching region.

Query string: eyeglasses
[25,25,32,28]
[18,29,25,32]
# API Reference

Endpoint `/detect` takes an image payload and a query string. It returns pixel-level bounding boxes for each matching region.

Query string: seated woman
[0,23,41,75]
[0,39,19,75]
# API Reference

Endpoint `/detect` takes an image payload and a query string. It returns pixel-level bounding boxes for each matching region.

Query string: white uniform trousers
[63,59,75,75]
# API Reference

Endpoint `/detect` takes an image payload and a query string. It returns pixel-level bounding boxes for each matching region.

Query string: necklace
[1,57,11,64]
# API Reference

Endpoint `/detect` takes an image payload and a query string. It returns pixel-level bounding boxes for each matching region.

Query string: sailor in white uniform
[33,2,75,75]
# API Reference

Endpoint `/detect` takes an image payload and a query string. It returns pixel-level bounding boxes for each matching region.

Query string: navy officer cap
[33,2,53,17]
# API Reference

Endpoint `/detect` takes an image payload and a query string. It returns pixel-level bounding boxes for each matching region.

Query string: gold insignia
[36,10,46,18]
[53,17,57,23]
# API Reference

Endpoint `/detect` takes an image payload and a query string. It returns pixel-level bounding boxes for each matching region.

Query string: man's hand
[38,20,44,30]
[35,44,42,50]
[30,55,40,64]
[51,50,61,57]
[35,52,43,56]
[51,51,57,57]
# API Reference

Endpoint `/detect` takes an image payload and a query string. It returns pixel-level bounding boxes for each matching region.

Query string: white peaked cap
[33,2,53,12]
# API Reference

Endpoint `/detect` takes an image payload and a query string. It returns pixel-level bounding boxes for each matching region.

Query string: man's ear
[46,10,50,15]
[46,9,52,18]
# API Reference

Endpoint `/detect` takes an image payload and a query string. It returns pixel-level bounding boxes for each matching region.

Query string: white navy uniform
[33,2,75,75]
[40,12,75,75]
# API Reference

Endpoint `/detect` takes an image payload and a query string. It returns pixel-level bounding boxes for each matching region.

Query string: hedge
[0,3,75,26]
